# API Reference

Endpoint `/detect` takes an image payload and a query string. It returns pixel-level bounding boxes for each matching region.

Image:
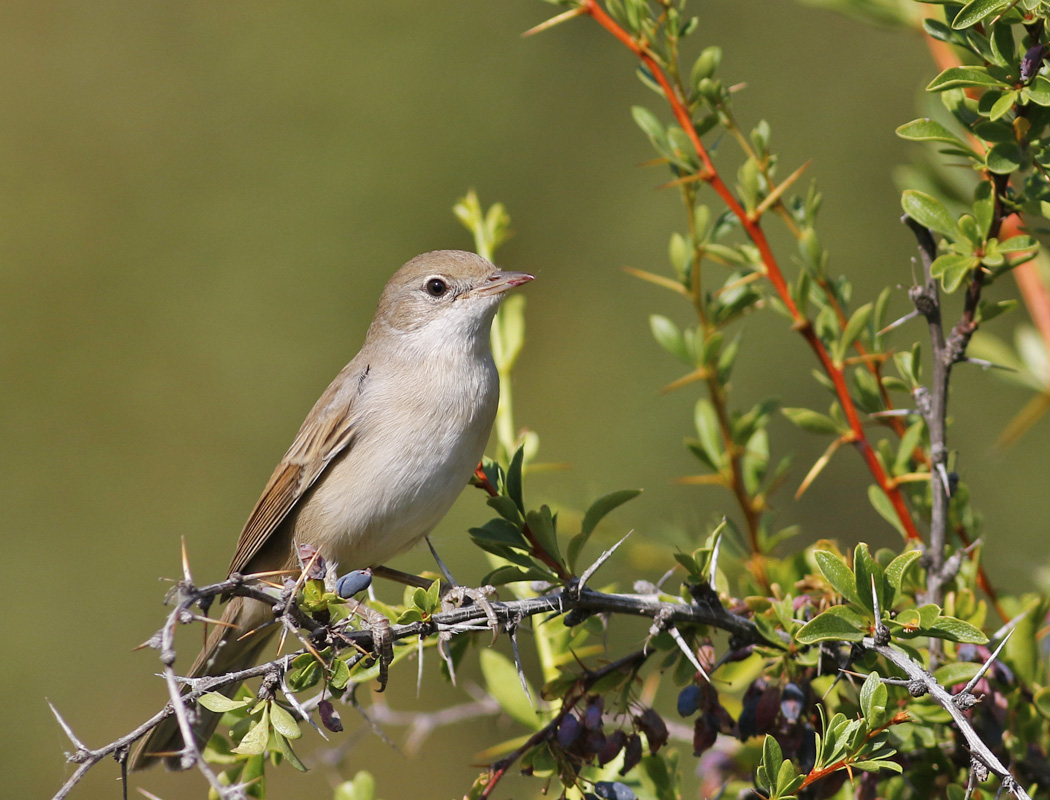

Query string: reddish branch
[580,0,922,541]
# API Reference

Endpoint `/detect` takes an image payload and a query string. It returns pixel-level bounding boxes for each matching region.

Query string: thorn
[522,5,588,37]
[622,266,691,297]
[188,615,239,629]
[47,699,88,753]
[660,367,710,394]
[753,159,813,218]
[870,408,916,418]
[667,625,712,683]
[795,437,844,499]
[961,629,1014,697]
[656,171,714,190]
[280,668,327,740]
[871,575,889,644]
[838,667,912,686]
[275,624,288,654]
[578,530,633,590]
[413,635,423,699]
[438,638,457,686]
[655,566,676,590]
[244,569,300,579]
[709,519,725,589]
[936,462,953,496]
[426,536,458,587]
[509,626,534,707]
[878,308,920,336]
[180,536,192,583]
[990,606,1028,642]
[674,473,726,486]
[962,357,1017,372]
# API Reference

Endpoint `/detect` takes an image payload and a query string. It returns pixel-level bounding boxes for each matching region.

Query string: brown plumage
[130,251,532,769]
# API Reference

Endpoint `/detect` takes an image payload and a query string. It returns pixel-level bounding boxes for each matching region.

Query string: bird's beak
[470,270,535,297]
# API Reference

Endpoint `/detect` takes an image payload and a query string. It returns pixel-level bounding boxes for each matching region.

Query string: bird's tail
[129,595,276,771]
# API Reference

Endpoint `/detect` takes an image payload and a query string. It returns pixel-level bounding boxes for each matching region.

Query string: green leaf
[895,118,975,156]
[199,692,251,713]
[932,661,983,686]
[796,606,868,644]
[976,299,1018,324]
[396,607,423,624]
[272,728,308,772]
[868,484,908,536]
[973,181,995,239]
[781,407,843,435]
[650,314,690,363]
[690,45,721,87]
[901,190,957,237]
[287,653,324,692]
[479,649,540,729]
[334,771,378,800]
[997,234,1037,253]
[931,253,978,292]
[525,504,562,565]
[1033,686,1050,719]
[471,517,530,550]
[487,494,522,523]
[567,488,641,572]
[269,702,302,740]
[814,550,862,604]
[717,331,742,383]
[893,420,924,475]
[233,706,270,756]
[330,657,352,691]
[836,303,872,363]
[1023,76,1050,105]
[986,141,1024,174]
[761,735,783,787]
[988,90,1018,120]
[885,548,922,598]
[952,0,1011,28]
[852,758,903,773]
[507,445,526,513]
[579,482,642,533]
[927,615,988,643]
[927,66,1009,91]
[859,671,889,727]
[632,105,670,158]
[853,543,884,615]
[694,398,726,467]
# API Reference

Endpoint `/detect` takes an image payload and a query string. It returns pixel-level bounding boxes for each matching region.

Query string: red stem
[581,0,922,541]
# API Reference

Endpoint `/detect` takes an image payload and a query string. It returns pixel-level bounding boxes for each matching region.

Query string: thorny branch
[903,217,1007,623]
[51,562,1035,800]
[867,637,1032,800]
[49,572,758,800]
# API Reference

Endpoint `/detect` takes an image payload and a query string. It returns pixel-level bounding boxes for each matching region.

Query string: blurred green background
[5,2,1047,798]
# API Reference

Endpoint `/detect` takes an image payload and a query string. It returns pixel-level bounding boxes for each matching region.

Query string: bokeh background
[5,2,1047,798]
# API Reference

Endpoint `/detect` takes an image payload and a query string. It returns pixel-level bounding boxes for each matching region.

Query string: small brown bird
[131,250,532,769]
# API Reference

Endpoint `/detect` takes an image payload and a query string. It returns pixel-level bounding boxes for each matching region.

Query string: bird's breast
[291,352,499,571]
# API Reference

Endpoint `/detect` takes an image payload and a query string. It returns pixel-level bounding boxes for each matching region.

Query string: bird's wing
[226,362,369,576]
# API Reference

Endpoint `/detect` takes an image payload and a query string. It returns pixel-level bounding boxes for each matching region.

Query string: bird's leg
[441,584,501,640]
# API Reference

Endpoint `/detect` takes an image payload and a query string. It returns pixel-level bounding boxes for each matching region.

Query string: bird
[130,250,533,770]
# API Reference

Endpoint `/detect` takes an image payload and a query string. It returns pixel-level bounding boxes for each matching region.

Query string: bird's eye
[424,277,449,297]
